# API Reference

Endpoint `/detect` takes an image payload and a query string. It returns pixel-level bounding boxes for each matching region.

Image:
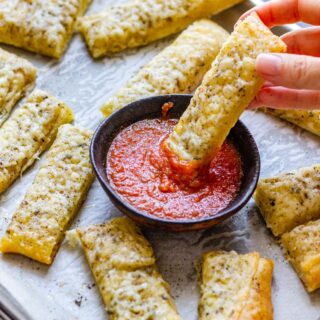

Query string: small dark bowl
[90,94,260,232]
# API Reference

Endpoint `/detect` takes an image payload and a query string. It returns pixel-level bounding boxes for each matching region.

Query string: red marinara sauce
[106,119,242,221]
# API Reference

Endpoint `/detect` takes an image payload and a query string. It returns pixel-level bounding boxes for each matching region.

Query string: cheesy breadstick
[68,217,181,320]
[101,19,229,116]
[254,165,320,236]
[0,48,36,125]
[0,89,73,193]
[264,108,320,136]
[77,0,243,58]
[165,13,286,164]
[0,124,94,265]
[199,251,273,320]
[0,0,92,58]
[281,219,320,292]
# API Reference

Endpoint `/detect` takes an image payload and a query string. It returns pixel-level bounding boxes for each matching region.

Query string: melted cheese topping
[0,48,36,124]
[0,0,92,58]
[281,219,320,292]
[101,268,180,320]
[72,217,181,320]
[77,218,155,270]
[166,13,286,163]
[77,0,243,58]
[265,108,320,137]
[199,251,273,320]
[0,89,73,193]
[254,164,320,236]
[0,124,94,265]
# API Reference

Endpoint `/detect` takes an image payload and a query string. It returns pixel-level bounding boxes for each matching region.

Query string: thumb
[256,53,320,90]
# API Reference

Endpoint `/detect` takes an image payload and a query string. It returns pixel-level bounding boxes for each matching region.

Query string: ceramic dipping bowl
[90,94,260,232]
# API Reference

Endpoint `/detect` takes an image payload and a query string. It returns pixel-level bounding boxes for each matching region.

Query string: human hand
[241,0,320,110]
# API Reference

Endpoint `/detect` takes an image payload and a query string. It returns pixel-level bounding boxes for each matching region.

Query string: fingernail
[256,54,282,76]
[262,81,274,88]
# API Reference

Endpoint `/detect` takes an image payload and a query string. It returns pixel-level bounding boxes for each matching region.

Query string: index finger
[240,0,320,28]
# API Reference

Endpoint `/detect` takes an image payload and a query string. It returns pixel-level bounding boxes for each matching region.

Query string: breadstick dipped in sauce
[107,13,286,221]
[164,12,286,174]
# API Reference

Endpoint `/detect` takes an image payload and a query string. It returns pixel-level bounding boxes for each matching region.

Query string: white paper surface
[0,1,319,319]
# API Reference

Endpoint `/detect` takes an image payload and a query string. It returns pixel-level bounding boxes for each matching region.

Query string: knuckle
[316,92,320,106]
[291,56,309,81]
[294,90,305,105]
[296,91,320,109]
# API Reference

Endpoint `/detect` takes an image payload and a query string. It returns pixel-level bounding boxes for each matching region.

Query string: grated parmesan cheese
[165,13,286,164]
[0,0,92,58]
[254,164,320,236]
[281,219,320,292]
[199,251,273,320]
[264,108,320,137]
[77,0,243,58]
[0,124,94,265]
[0,89,73,193]
[0,48,36,125]
[71,217,181,319]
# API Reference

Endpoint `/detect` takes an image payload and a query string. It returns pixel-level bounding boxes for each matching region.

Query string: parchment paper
[0,0,319,319]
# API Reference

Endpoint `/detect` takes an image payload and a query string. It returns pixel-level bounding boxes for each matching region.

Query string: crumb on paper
[86,283,96,290]
[74,295,83,307]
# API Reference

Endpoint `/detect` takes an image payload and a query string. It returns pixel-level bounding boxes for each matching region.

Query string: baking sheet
[0,0,319,319]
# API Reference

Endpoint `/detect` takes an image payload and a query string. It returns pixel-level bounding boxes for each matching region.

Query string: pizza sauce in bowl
[90,94,260,231]
[106,118,242,221]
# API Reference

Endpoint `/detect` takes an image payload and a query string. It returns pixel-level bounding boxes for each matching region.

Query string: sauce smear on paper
[107,119,242,221]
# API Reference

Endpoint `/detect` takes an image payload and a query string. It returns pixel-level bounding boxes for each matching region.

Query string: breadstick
[101,19,229,116]
[78,0,243,58]
[166,13,286,164]
[0,124,94,264]
[0,0,92,58]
